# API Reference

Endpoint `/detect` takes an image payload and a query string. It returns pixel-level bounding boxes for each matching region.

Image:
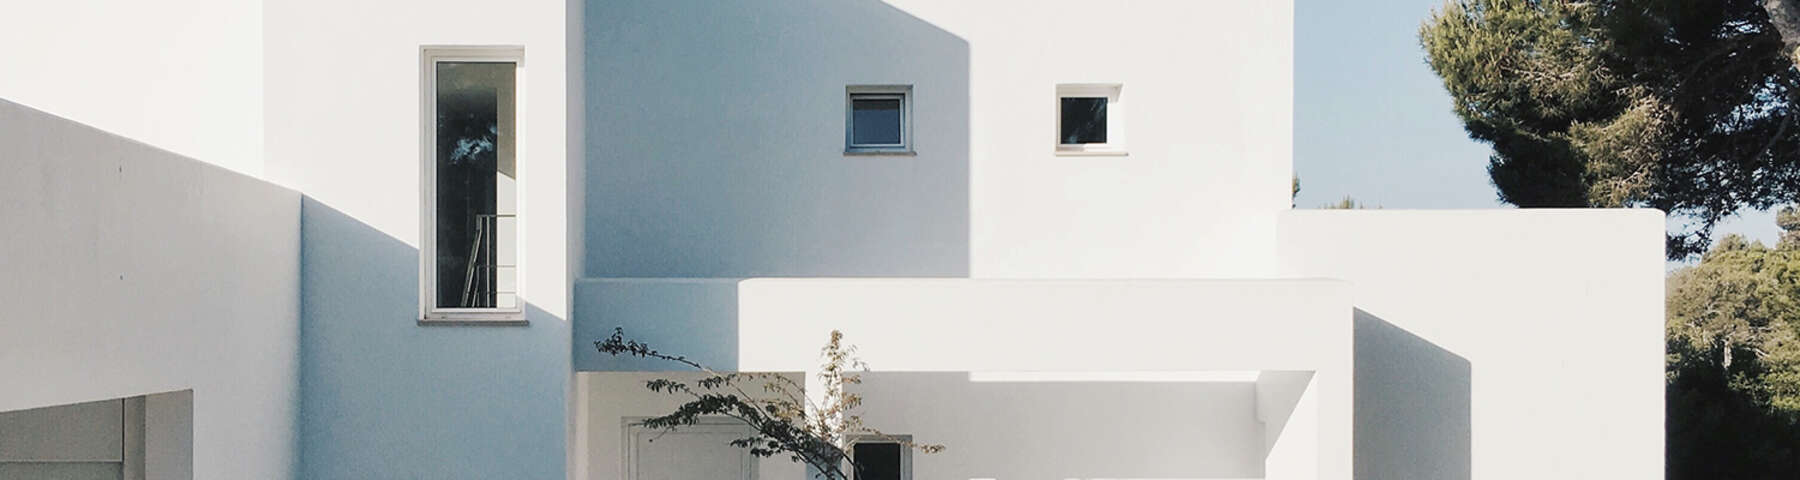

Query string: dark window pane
[1060,97,1108,144]
[852,97,904,146]
[435,61,516,309]
[853,442,902,480]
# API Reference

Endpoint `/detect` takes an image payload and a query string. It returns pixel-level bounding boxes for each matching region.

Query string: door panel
[627,421,757,480]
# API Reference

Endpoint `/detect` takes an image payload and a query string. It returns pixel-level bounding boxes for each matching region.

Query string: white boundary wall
[0,99,301,480]
[1280,209,1665,480]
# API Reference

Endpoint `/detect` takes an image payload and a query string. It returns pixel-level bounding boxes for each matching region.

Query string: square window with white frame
[420,46,524,324]
[1056,83,1126,156]
[846,85,913,154]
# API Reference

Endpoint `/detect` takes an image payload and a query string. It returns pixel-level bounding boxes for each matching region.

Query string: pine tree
[1422,1,1800,259]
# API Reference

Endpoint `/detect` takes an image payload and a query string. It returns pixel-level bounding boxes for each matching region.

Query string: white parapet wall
[1279,209,1665,480]
[0,99,301,480]
[735,278,1353,480]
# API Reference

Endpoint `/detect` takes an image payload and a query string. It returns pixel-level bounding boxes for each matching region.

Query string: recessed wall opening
[0,390,193,480]
[577,370,1316,480]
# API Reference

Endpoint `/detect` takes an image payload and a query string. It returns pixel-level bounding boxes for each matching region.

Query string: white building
[0,1,1663,480]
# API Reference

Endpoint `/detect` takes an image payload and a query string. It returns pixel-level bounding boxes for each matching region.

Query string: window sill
[844,148,916,156]
[418,311,529,326]
[1055,147,1129,157]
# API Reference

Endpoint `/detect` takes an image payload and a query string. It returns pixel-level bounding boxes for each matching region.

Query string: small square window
[1060,97,1108,144]
[846,85,913,154]
[1056,84,1125,156]
[851,440,909,480]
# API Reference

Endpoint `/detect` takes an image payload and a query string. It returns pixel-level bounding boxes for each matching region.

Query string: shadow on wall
[1354,309,1471,480]
[296,197,568,480]
[573,279,742,371]
[585,0,972,277]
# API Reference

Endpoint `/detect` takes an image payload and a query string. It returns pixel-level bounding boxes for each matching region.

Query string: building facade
[0,1,1662,479]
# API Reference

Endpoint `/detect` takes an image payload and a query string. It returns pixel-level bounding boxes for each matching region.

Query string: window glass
[434,61,517,309]
[852,442,903,480]
[851,97,904,146]
[1060,96,1108,144]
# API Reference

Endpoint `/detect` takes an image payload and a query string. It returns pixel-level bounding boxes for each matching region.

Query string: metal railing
[459,213,515,308]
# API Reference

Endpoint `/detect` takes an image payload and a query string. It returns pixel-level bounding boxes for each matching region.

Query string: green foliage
[1292,176,1302,208]
[597,328,940,480]
[1666,207,1800,477]
[1422,0,1800,258]
[1320,196,1379,209]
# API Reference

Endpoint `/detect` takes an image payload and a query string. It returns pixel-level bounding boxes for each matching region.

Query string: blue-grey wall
[297,198,568,480]
[583,0,971,278]
[573,279,741,372]
[1353,309,1471,480]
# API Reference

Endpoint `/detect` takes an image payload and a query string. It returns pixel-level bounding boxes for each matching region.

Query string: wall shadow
[297,197,568,480]
[1354,308,1472,480]
[583,0,971,278]
[572,279,740,371]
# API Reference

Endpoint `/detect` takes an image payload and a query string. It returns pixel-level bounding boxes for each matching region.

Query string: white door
[626,419,758,480]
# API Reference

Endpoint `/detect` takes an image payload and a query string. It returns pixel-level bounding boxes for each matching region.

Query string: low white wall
[0,100,300,479]
[1279,209,1665,480]
[852,372,1264,480]
[0,0,264,176]
[736,278,1353,480]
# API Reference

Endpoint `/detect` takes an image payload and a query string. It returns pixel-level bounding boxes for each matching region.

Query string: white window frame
[1055,83,1127,156]
[845,85,914,155]
[846,435,913,480]
[419,45,527,325]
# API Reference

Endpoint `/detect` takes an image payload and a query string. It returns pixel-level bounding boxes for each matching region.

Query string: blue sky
[1295,0,1782,248]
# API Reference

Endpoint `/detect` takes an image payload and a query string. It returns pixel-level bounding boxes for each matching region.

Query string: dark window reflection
[851,97,904,146]
[1060,97,1108,144]
[852,442,902,480]
[435,61,515,309]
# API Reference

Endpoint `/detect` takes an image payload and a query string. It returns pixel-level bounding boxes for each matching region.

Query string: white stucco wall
[582,0,1292,279]
[914,0,1295,279]
[0,0,265,176]
[736,278,1353,480]
[1279,209,1665,480]
[263,0,578,477]
[0,99,300,479]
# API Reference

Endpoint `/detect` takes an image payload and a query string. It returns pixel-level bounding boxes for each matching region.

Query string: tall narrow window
[421,47,523,323]
[1055,84,1126,156]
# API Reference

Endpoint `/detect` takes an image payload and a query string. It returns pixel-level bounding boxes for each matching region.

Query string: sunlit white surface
[966,371,1262,383]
